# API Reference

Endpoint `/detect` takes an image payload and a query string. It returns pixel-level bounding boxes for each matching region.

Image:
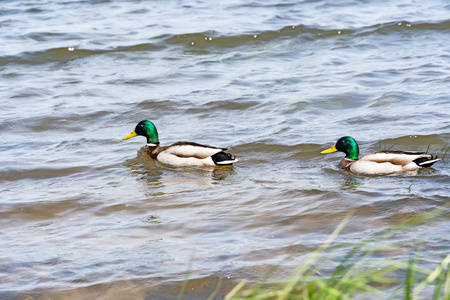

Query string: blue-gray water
[1,0,449,299]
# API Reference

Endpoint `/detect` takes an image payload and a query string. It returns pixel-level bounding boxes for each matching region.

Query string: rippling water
[1,0,449,299]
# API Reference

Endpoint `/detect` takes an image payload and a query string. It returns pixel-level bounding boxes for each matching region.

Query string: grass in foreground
[223,205,450,300]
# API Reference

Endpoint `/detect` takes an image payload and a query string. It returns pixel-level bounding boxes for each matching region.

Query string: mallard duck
[123,120,238,167]
[321,136,440,175]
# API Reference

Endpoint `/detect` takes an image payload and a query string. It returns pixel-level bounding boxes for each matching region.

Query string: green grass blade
[225,280,247,300]
[177,253,195,300]
[405,249,421,300]
[276,214,352,300]
[432,262,449,300]
[413,253,450,300]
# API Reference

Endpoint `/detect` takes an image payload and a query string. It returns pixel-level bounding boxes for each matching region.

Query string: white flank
[350,160,404,175]
[165,145,223,158]
[157,151,216,167]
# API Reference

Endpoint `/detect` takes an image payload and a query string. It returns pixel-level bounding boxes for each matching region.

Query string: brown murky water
[1,0,449,299]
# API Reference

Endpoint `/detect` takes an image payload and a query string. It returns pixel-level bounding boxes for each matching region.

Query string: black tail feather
[211,152,237,165]
[413,155,440,168]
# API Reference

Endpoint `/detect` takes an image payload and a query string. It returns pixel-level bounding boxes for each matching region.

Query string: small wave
[0,166,90,181]
[2,19,449,66]
[0,43,163,66]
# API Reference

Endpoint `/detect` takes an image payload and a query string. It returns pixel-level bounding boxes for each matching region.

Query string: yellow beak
[321,145,337,154]
[123,130,138,140]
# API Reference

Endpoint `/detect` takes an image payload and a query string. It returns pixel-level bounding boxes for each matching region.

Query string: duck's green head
[321,136,359,160]
[123,120,159,145]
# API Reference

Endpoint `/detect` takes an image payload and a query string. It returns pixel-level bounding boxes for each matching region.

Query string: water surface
[1,0,449,299]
